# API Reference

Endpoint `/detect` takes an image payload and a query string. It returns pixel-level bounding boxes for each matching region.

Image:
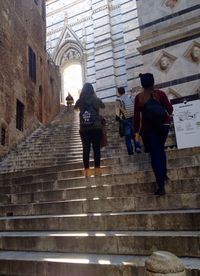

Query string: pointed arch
[52,24,84,66]
[53,39,84,67]
[52,24,85,104]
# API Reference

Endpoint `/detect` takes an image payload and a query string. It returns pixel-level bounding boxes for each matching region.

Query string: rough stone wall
[136,0,200,98]
[46,0,142,102]
[0,0,61,158]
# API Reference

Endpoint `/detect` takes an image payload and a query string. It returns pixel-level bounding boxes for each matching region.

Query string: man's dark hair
[139,73,154,89]
[117,87,125,95]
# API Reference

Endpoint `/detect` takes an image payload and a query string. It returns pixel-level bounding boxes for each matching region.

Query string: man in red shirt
[134,73,173,195]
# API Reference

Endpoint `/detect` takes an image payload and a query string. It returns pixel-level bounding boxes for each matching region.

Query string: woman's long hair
[79,83,95,101]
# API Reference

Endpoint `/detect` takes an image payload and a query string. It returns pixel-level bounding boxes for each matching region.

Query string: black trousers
[80,128,102,169]
[141,125,169,190]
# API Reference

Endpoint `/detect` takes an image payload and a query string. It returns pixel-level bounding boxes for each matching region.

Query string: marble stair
[0,106,199,276]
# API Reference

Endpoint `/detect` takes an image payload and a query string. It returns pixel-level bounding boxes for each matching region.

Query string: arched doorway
[53,39,85,105]
[62,63,83,104]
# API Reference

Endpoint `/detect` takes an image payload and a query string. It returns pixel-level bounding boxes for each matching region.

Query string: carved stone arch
[54,40,85,104]
[54,40,84,67]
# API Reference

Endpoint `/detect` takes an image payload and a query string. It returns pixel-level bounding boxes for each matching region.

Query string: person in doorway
[115,87,141,155]
[65,93,74,107]
[134,73,173,195]
[74,83,105,177]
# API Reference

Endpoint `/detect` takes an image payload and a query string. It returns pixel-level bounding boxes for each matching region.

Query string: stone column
[145,251,186,276]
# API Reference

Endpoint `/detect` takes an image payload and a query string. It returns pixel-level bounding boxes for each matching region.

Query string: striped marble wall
[46,0,200,101]
[136,0,200,98]
[46,0,143,101]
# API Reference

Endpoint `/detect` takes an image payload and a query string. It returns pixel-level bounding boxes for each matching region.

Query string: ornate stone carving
[159,56,170,70]
[190,45,200,62]
[154,51,177,72]
[164,0,178,9]
[61,49,81,64]
[184,42,200,64]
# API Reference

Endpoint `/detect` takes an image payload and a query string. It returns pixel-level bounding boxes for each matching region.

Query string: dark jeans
[123,118,141,155]
[80,128,102,169]
[141,125,169,190]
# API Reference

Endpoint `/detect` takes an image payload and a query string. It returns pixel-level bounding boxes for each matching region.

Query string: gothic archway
[53,23,85,104]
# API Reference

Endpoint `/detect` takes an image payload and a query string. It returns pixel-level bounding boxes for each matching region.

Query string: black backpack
[142,96,166,127]
[80,103,97,126]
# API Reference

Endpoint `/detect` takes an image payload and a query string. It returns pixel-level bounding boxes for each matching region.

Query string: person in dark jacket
[134,73,173,195]
[65,93,74,107]
[74,83,105,177]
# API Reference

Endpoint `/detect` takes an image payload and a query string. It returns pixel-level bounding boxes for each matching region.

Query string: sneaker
[136,147,142,153]
[84,168,91,178]
[154,188,165,196]
[94,167,102,176]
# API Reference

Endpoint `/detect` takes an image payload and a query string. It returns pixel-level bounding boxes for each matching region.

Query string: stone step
[5,136,174,152]
[1,163,200,195]
[6,176,199,196]
[0,133,175,157]
[1,193,199,216]
[0,210,199,231]
[1,146,200,178]
[0,251,198,276]
[56,165,200,190]
[0,231,198,257]
[1,146,199,175]
[0,150,190,172]
[9,178,200,204]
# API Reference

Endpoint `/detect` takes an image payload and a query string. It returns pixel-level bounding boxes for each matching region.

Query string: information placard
[173,98,200,149]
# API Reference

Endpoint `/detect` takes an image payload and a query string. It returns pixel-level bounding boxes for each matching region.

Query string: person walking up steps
[74,83,105,177]
[115,87,141,155]
[134,73,173,196]
[65,93,74,107]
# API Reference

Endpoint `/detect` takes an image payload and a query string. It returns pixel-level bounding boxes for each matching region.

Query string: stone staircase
[0,106,199,276]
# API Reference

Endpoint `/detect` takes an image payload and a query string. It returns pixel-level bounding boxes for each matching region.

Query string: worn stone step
[1,193,199,216]
[1,163,199,197]
[1,146,199,175]
[9,178,200,204]
[11,149,83,156]
[0,231,198,257]
[56,165,200,191]
[9,149,200,177]
[0,144,179,173]
[7,177,199,196]
[0,195,10,204]
[0,210,199,232]
[1,146,200,177]
[0,251,199,276]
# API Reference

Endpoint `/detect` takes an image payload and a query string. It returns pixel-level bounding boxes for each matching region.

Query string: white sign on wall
[173,99,200,149]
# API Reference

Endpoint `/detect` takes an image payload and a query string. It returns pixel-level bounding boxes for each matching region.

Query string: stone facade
[46,0,143,102]
[0,0,61,158]
[46,0,200,101]
[136,0,200,99]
